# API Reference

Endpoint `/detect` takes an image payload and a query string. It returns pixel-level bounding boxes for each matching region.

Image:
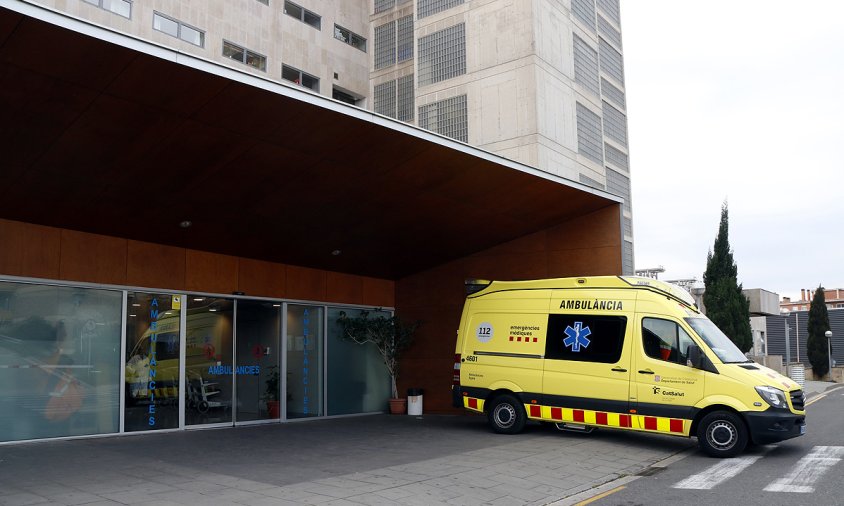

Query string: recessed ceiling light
[193,298,205,302]
[331,249,341,256]
[209,308,217,312]
[272,304,281,307]
[179,220,192,228]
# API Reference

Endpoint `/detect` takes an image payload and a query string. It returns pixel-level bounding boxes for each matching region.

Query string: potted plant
[338,310,421,414]
[264,365,280,418]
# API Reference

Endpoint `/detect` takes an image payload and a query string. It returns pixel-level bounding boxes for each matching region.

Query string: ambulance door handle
[638,369,655,375]
[611,367,627,372]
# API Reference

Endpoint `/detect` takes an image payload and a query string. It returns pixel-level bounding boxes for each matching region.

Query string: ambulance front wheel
[487,394,526,434]
[697,411,748,458]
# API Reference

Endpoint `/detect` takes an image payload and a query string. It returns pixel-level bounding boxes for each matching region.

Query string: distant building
[781,288,844,313]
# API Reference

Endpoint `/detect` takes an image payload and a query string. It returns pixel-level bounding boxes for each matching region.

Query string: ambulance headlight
[755,386,788,409]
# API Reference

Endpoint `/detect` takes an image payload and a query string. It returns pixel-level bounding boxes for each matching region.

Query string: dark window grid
[418,95,467,142]
[418,24,466,86]
[223,41,267,72]
[599,37,624,84]
[597,0,620,25]
[397,74,415,121]
[374,21,396,69]
[600,77,625,109]
[606,167,631,214]
[571,0,596,31]
[576,102,603,165]
[622,240,634,275]
[579,174,605,190]
[602,100,627,147]
[374,0,395,14]
[397,15,414,62]
[573,34,599,96]
[374,80,397,117]
[284,1,321,29]
[604,143,628,170]
[418,0,464,19]
[598,14,621,49]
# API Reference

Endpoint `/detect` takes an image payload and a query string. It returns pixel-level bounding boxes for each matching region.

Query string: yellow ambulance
[452,276,806,457]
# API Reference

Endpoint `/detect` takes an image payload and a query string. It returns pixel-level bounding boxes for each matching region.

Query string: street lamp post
[825,330,833,379]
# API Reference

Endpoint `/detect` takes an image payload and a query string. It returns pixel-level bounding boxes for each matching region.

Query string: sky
[620,1,844,302]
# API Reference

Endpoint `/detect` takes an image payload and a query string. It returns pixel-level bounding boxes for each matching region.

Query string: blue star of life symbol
[563,322,592,352]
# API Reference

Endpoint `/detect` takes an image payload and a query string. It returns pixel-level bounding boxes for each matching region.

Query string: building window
[598,15,621,49]
[418,94,468,142]
[256,0,269,4]
[623,240,634,275]
[282,64,319,92]
[153,12,204,47]
[333,87,359,105]
[604,142,628,170]
[600,77,625,109]
[579,174,605,190]
[334,24,367,52]
[576,102,603,165]
[602,100,627,147]
[606,167,631,214]
[597,0,620,25]
[599,37,624,85]
[374,0,394,13]
[374,75,414,121]
[418,23,466,86]
[418,0,464,19]
[573,34,599,96]
[571,0,595,31]
[374,21,396,69]
[375,16,414,70]
[82,0,132,19]
[284,1,321,30]
[222,41,266,71]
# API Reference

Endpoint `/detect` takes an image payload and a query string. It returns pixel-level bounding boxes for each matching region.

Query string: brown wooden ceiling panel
[0,6,620,280]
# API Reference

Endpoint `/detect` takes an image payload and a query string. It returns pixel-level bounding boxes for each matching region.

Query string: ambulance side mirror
[687,344,703,369]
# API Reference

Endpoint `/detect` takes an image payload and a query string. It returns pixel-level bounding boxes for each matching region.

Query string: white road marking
[672,456,762,490]
[764,446,844,493]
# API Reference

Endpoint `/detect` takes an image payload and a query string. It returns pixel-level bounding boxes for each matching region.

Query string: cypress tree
[806,286,831,377]
[702,203,752,352]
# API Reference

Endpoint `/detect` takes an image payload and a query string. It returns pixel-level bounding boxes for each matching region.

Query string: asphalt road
[587,386,844,506]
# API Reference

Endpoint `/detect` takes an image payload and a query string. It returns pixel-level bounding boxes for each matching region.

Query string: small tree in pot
[338,310,421,414]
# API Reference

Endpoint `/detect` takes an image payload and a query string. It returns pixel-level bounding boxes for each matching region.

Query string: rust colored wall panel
[396,204,623,413]
[185,250,238,294]
[127,240,186,290]
[0,219,61,279]
[326,271,362,305]
[59,229,127,285]
[286,265,327,302]
[361,276,395,308]
[238,257,287,298]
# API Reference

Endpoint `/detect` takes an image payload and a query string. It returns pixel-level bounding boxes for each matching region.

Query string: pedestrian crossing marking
[763,446,844,493]
[672,456,763,490]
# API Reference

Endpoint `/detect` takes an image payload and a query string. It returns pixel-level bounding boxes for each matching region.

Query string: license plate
[800,425,806,435]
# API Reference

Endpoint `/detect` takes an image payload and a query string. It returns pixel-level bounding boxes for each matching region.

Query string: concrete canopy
[0,3,621,280]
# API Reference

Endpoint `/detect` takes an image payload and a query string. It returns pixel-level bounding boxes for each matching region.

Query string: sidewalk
[802,380,839,396]
[0,414,693,506]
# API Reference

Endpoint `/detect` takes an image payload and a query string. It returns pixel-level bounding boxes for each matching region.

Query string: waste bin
[407,388,423,415]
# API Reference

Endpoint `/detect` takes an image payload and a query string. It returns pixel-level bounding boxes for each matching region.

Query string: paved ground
[0,381,835,506]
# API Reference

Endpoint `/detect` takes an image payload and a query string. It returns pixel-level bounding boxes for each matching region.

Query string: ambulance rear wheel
[697,411,748,458]
[487,394,526,434]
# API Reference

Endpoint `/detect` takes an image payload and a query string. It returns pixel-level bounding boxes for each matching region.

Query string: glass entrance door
[124,292,181,431]
[185,297,233,426]
[235,301,281,422]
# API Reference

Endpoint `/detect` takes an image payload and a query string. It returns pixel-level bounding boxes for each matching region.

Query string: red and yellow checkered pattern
[462,396,689,436]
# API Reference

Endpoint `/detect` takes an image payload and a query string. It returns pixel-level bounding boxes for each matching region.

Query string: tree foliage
[337,310,421,399]
[702,203,752,352]
[806,286,832,377]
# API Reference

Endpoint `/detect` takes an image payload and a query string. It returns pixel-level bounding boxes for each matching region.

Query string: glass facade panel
[185,297,233,426]
[124,292,180,431]
[286,305,323,418]
[0,282,121,442]
[236,301,281,422]
[327,308,391,415]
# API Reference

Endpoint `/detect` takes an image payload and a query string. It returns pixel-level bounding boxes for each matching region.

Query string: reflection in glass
[327,308,391,415]
[185,297,233,426]
[236,301,281,422]
[0,282,122,442]
[124,292,180,431]
[286,305,323,418]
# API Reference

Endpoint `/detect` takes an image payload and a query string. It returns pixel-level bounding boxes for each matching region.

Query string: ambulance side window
[545,314,627,363]
[642,318,694,366]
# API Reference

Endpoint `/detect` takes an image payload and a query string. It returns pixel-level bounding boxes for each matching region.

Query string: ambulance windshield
[684,317,749,364]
